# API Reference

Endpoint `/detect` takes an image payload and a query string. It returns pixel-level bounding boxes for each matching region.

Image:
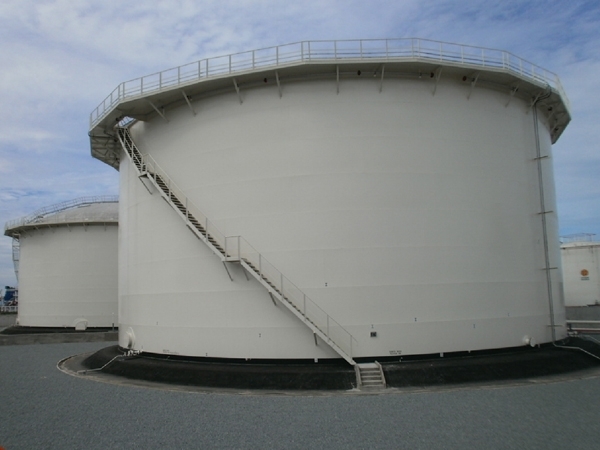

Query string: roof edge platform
[89,38,571,169]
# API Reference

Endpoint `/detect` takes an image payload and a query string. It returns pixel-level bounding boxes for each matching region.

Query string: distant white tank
[561,236,600,307]
[4,197,118,329]
[89,39,570,362]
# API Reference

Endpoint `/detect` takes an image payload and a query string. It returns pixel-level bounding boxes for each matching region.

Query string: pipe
[532,90,558,342]
[77,349,140,375]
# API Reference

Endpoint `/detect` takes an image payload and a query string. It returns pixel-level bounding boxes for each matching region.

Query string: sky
[0,0,599,291]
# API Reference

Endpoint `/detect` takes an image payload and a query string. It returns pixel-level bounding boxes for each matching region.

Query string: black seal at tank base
[82,337,600,391]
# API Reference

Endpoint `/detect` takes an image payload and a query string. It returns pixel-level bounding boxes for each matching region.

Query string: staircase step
[357,363,386,390]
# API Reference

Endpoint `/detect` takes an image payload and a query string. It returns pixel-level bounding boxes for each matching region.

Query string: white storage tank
[561,235,600,307]
[89,39,570,363]
[4,197,118,329]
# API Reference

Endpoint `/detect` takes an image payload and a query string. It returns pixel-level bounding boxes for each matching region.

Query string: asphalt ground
[2,341,600,449]
[0,313,16,331]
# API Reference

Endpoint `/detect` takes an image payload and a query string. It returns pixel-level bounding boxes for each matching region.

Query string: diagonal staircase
[116,127,356,365]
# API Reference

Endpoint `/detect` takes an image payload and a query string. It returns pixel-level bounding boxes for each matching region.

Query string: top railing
[5,195,118,232]
[90,38,569,129]
[560,233,597,244]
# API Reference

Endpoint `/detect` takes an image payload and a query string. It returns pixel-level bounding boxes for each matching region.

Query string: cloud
[0,0,599,288]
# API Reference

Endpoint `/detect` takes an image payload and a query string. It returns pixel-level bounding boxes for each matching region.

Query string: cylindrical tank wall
[561,244,600,307]
[18,225,118,327]
[119,74,565,359]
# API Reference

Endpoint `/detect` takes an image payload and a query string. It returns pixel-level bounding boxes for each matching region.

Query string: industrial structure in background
[561,234,600,334]
[561,234,600,307]
[89,39,570,365]
[4,196,118,329]
[0,286,18,313]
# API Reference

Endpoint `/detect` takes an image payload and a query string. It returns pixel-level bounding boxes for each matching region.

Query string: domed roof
[4,196,118,236]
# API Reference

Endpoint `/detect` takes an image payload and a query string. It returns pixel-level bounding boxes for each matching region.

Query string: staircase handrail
[140,152,231,256]
[135,148,355,360]
[237,237,355,360]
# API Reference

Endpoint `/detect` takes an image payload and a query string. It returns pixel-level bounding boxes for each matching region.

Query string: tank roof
[4,196,118,236]
[89,38,571,169]
[561,241,600,249]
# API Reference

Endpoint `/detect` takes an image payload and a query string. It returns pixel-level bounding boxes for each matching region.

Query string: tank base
[76,338,600,391]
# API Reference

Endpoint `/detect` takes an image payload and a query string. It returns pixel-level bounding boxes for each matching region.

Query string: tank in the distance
[4,196,119,330]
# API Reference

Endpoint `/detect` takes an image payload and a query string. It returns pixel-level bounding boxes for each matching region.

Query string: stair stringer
[116,126,357,365]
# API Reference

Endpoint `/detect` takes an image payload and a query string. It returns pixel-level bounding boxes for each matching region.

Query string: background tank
[89,39,570,361]
[4,196,118,329]
[561,235,600,307]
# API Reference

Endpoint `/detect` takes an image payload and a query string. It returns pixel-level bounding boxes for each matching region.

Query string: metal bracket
[528,90,546,114]
[241,266,250,281]
[268,292,278,306]
[138,175,156,194]
[182,90,196,116]
[505,83,520,107]
[222,262,233,281]
[275,71,282,98]
[233,78,243,104]
[147,100,168,122]
[467,72,480,99]
[432,67,442,96]
[379,64,385,93]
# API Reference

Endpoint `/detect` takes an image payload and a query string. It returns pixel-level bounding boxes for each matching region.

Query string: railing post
[327,315,330,337]
[303,293,306,315]
[519,59,523,76]
[280,273,284,297]
[259,254,262,276]
[229,55,232,73]
[276,45,279,65]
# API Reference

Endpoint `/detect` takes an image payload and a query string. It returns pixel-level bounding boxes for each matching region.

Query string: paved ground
[2,341,600,449]
[0,313,16,331]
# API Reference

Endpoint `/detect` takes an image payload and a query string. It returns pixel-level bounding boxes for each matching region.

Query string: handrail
[134,147,355,361]
[5,195,118,232]
[560,233,597,244]
[90,38,569,129]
